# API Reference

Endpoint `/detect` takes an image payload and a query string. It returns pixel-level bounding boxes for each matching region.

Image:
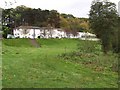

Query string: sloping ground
[2,39,118,88]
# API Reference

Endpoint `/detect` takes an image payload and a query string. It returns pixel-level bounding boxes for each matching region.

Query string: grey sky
[118,1,120,16]
[0,0,119,18]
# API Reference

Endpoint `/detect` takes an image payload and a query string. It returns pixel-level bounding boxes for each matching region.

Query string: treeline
[2,5,89,38]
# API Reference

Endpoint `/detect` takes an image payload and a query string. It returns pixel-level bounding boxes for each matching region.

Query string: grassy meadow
[2,38,118,88]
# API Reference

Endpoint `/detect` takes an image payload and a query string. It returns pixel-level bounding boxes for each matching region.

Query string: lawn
[2,38,118,88]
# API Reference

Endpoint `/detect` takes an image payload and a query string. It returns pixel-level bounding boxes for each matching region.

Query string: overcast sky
[0,0,119,18]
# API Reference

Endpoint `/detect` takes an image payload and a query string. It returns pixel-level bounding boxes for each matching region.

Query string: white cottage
[13,26,98,40]
[14,26,42,39]
[13,26,67,39]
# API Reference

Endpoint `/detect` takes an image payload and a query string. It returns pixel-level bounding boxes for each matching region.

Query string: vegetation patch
[59,40,118,72]
[59,51,118,72]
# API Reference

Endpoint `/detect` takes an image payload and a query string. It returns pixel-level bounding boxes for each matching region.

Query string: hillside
[2,39,118,88]
[2,6,89,38]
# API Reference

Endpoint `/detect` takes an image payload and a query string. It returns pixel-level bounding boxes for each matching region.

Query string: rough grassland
[2,39,118,88]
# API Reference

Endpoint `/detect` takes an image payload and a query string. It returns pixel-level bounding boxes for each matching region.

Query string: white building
[14,26,42,39]
[13,26,68,39]
[13,26,98,40]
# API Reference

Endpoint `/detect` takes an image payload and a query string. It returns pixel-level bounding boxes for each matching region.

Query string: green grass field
[2,38,118,88]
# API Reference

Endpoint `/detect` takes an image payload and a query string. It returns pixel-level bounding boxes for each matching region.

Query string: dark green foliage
[2,6,61,38]
[2,26,11,38]
[112,17,120,53]
[47,10,60,28]
[61,13,75,19]
[89,0,118,53]
[118,17,120,53]
[2,5,90,38]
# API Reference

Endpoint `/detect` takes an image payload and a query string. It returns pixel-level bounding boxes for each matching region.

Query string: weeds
[59,40,118,72]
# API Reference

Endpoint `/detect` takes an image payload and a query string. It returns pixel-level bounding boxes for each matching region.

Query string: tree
[2,8,14,38]
[80,20,90,32]
[118,17,120,53]
[47,10,60,28]
[89,0,118,53]
[60,16,70,30]
[112,17,120,53]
